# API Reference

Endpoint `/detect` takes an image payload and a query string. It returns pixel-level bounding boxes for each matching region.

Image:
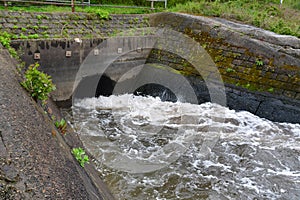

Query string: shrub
[21,63,56,104]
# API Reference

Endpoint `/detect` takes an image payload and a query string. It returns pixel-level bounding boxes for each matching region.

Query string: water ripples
[65,94,300,200]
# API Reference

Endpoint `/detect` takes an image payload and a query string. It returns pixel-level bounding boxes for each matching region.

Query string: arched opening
[134,83,177,103]
[95,74,116,97]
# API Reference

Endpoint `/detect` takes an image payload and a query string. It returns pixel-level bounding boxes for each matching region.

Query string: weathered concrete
[2,11,299,123]
[0,10,300,199]
[148,12,300,123]
[150,13,300,98]
[10,15,300,123]
[0,45,114,199]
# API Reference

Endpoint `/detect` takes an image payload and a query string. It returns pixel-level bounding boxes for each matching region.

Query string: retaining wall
[0,10,149,38]
[2,11,299,123]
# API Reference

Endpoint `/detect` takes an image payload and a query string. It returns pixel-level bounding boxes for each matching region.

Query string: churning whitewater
[66,94,300,200]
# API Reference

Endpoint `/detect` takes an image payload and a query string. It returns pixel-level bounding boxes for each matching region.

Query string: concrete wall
[150,13,300,100]
[148,13,300,123]
[4,11,300,123]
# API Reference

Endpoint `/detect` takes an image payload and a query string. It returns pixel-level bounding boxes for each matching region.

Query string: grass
[0,1,299,37]
[0,5,157,14]
[170,0,300,38]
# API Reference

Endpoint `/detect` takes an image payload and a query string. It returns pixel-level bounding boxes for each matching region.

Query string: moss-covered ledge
[150,12,300,100]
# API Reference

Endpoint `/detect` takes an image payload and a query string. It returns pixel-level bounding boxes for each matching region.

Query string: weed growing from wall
[21,63,56,104]
[72,147,90,167]
[55,118,67,134]
[0,31,18,58]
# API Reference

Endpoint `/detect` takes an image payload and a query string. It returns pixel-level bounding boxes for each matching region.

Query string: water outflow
[66,94,300,200]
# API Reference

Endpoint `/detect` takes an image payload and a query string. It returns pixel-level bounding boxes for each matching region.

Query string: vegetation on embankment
[0,0,299,37]
[171,0,300,38]
[0,5,156,14]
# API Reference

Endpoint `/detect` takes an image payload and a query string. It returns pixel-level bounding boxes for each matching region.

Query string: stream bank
[0,45,114,199]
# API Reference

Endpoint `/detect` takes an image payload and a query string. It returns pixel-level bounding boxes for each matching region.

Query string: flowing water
[65,94,300,200]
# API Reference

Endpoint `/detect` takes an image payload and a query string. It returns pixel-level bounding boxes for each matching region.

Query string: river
[64,94,300,200]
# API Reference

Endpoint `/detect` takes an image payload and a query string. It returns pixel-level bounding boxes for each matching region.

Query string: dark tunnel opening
[95,75,177,103]
[134,83,177,103]
[95,75,116,97]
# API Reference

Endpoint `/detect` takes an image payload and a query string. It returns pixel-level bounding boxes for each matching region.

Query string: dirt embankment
[0,45,114,199]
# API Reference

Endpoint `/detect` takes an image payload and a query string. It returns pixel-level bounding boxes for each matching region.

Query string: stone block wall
[2,11,300,122]
[0,10,150,39]
[148,13,300,123]
[150,12,300,101]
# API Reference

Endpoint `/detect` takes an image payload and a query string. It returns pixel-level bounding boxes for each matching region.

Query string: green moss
[182,27,297,94]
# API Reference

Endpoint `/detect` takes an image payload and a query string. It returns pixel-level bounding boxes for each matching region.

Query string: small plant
[21,63,56,104]
[245,83,251,89]
[72,147,89,167]
[21,27,27,32]
[255,59,264,67]
[226,68,236,73]
[55,118,67,134]
[0,31,18,58]
[51,115,56,121]
[268,87,274,93]
[28,34,39,39]
[12,34,19,39]
[19,33,28,39]
[0,32,11,48]
[40,25,49,30]
[36,14,48,20]
[95,9,110,20]
[36,14,42,20]
[32,25,39,31]
[43,34,50,39]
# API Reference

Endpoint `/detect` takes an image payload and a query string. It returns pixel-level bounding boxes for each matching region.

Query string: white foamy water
[66,94,300,200]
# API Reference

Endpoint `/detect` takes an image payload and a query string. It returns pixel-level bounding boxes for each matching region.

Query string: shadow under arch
[73,27,226,107]
[134,83,177,103]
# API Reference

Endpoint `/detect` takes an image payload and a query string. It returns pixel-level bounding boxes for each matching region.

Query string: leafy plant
[36,14,42,20]
[32,25,39,31]
[36,14,48,20]
[28,34,39,39]
[245,83,251,89]
[0,31,18,58]
[55,118,67,134]
[268,87,274,92]
[226,67,236,73]
[40,25,49,30]
[72,147,89,167]
[255,59,264,67]
[0,32,11,48]
[95,9,111,20]
[19,33,28,39]
[21,63,56,104]
[21,27,27,32]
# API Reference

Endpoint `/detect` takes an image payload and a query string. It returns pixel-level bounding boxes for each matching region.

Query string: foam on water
[67,94,300,200]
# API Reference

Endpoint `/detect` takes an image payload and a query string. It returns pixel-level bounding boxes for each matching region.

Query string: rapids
[64,94,300,200]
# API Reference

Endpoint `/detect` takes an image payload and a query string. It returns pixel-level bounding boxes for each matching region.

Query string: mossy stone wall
[0,10,149,39]
[150,12,300,100]
[2,11,299,122]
